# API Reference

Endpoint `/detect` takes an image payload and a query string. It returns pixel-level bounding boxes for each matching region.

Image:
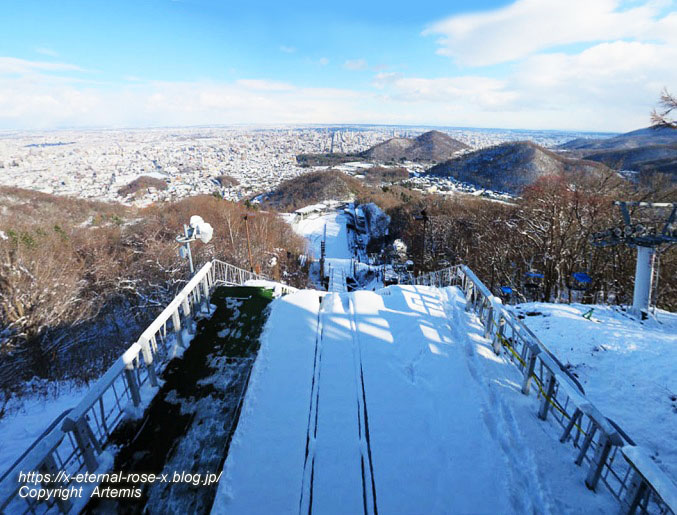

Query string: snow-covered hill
[514,302,677,482]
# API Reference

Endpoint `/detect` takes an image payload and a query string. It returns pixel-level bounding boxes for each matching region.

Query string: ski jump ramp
[212,286,617,514]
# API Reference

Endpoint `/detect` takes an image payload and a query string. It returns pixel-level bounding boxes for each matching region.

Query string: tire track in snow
[444,287,552,515]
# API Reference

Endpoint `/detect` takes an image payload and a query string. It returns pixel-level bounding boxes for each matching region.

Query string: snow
[0,385,87,478]
[213,285,617,513]
[211,290,323,514]
[291,210,355,282]
[2,205,674,513]
[512,302,677,484]
[622,446,677,510]
[361,202,390,241]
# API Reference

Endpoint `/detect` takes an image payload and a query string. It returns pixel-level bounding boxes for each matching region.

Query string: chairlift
[500,286,513,296]
[571,272,592,291]
[524,272,543,290]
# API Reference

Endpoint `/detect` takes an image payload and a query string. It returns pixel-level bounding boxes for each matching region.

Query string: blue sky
[1,0,676,131]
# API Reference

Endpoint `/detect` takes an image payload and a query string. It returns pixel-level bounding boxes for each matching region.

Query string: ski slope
[292,211,355,279]
[213,285,616,514]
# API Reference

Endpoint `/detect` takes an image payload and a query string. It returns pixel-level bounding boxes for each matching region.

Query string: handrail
[0,408,72,484]
[417,263,677,514]
[0,258,297,514]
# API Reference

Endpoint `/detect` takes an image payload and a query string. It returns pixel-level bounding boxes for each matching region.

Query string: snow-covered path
[213,285,616,514]
[292,211,355,280]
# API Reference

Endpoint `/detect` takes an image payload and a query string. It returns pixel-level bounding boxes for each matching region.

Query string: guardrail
[212,259,263,286]
[416,265,677,515]
[0,259,296,514]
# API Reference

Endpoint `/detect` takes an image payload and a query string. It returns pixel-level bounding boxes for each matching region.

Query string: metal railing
[0,259,296,514]
[212,259,263,286]
[416,265,677,515]
[211,259,299,296]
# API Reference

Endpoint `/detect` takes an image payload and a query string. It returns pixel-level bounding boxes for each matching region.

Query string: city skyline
[1,0,676,132]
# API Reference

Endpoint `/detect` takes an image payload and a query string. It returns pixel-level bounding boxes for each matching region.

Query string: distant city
[0,125,613,205]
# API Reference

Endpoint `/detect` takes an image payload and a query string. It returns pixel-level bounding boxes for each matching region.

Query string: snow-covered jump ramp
[212,285,616,514]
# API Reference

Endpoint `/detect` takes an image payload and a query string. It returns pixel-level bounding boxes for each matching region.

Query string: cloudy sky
[1,0,675,131]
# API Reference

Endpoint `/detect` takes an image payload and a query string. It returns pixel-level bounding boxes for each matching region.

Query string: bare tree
[651,88,677,129]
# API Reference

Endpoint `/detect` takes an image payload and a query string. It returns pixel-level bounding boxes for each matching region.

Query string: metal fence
[0,259,296,514]
[416,264,677,515]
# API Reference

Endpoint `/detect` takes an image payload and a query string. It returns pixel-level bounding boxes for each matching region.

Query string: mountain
[425,141,608,193]
[360,130,469,162]
[263,170,363,209]
[559,127,677,178]
[580,145,677,174]
[560,126,677,150]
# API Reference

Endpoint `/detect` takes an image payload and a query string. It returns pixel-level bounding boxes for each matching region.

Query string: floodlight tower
[591,201,676,317]
[176,215,214,275]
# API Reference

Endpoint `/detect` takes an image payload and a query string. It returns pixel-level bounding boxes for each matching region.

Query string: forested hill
[425,141,608,193]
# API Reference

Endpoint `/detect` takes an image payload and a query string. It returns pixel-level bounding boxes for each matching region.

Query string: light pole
[177,215,214,275]
[243,214,254,272]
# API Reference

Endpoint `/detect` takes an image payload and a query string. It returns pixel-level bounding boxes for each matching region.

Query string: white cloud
[0,57,84,75]
[1,34,674,133]
[235,79,295,91]
[344,59,368,71]
[35,47,59,57]
[424,0,675,66]
[279,45,296,54]
[0,72,379,129]
[378,76,518,108]
[318,57,329,66]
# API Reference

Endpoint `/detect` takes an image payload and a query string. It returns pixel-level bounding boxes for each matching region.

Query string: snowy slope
[0,384,87,477]
[513,302,677,483]
[212,285,617,514]
[292,211,355,281]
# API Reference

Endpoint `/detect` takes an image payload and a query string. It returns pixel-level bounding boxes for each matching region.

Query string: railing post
[201,276,210,313]
[575,423,598,465]
[621,470,647,515]
[492,316,504,355]
[521,343,540,395]
[172,308,185,347]
[124,366,142,407]
[62,417,100,472]
[585,433,613,491]
[465,284,474,311]
[182,297,195,334]
[138,338,158,387]
[483,304,493,339]
[560,408,582,443]
[41,454,73,513]
[538,369,557,420]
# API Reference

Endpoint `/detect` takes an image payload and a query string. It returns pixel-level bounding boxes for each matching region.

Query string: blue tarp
[500,286,513,295]
[525,272,544,279]
[572,272,592,283]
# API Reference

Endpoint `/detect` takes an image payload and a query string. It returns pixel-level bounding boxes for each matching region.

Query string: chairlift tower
[590,201,676,317]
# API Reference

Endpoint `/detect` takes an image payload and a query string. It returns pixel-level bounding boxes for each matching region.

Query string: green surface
[86,286,274,514]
